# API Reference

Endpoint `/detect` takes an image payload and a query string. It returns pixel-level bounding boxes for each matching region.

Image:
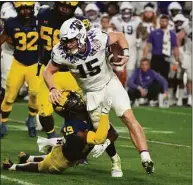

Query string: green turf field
[1,103,192,185]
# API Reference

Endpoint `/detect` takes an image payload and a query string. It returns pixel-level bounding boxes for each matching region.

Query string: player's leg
[25,63,40,137]
[38,69,58,138]
[89,104,123,177]
[185,55,192,106]
[0,52,13,108]
[2,158,39,172]
[107,75,154,174]
[18,151,46,163]
[1,59,25,138]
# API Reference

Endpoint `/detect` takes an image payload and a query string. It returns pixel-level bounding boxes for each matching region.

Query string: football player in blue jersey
[36,1,90,139]
[2,91,119,175]
[0,2,40,138]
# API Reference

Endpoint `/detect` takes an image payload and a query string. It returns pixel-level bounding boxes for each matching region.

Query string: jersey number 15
[77,58,101,78]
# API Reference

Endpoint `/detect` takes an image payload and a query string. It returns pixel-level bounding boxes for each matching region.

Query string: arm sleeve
[127,70,139,89]
[153,71,168,91]
[86,114,109,145]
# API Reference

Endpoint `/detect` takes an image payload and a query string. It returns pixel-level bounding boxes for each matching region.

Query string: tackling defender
[0,2,40,138]
[44,18,154,174]
[2,91,116,174]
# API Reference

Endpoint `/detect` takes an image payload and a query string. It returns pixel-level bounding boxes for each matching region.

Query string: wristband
[49,87,56,92]
[122,48,129,57]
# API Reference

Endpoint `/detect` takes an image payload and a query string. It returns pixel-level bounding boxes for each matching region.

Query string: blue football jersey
[4,16,40,66]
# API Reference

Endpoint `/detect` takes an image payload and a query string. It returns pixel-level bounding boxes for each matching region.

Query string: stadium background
[0,1,192,185]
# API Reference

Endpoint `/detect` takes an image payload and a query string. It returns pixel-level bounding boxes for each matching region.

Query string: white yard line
[136,107,191,116]
[119,136,191,148]
[1,175,38,185]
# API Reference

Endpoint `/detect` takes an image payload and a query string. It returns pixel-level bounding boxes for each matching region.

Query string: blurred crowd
[0,1,192,107]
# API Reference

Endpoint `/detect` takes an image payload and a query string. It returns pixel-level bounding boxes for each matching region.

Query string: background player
[177,11,192,106]
[0,1,40,138]
[111,2,141,86]
[37,1,82,139]
[0,2,17,107]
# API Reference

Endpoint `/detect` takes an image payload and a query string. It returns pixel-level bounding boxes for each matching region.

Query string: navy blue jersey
[61,119,93,161]
[61,119,93,137]
[37,8,61,65]
[4,16,40,66]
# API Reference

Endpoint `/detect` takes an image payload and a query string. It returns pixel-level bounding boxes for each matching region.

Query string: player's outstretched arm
[43,60,62,104]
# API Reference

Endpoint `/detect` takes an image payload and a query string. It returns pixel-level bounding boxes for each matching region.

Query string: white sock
[111,153,119,162]
[27,156,35,162]
[9,164,17,171]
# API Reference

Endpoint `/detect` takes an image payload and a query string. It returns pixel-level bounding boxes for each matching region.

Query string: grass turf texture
[1,103,192,185]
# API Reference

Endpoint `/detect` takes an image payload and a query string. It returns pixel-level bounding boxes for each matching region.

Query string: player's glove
[91,139,111,158]
[140,151,154,174]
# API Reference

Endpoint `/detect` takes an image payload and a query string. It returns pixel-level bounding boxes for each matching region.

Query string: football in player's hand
[109,43,123,64]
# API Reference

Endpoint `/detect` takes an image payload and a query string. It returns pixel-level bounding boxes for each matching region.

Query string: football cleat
[2,158,13,170]
[18,152,30,164]
[0,124,8,139]
[142,161,154,174]
[26,116,36,137]
[111,154,123,178]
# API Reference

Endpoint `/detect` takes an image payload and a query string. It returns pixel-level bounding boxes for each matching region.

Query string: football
[109,43,123,64]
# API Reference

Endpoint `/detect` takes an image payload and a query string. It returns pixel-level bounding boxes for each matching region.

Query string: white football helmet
[168,2,182,19]
[75,7,83,17]
[173,14,187,30]
[59,18,87,55]
[85,3,99,21]
[1,2,17,19]
[120,2,133,20]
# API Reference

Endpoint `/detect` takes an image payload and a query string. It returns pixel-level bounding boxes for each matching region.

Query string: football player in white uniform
[167,2,182,30]
[84,3,101,29]
[168,14,188,106]
[177,12,192,106]
[0,2,17,106]
[43,18,154,175]
[136,3,157,66]
[111,2,141,81]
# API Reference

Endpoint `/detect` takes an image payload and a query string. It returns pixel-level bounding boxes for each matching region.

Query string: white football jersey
[183,21,192,55]
[52,28,114,92]
[90,18,101,29]
[111,15,141,48]
[1,42,14,55]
